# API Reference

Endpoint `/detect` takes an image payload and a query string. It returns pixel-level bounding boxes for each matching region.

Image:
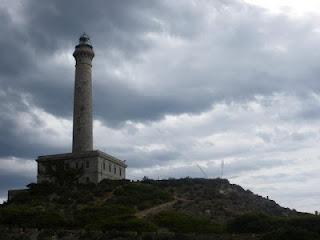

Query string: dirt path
[135,196,191,218]
[135,199,177,218]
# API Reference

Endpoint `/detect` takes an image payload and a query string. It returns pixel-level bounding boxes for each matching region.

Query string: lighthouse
[36,34,127,184]
[72,33,94,153]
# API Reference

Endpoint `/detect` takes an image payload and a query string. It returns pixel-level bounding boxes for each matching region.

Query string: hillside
[1,178,319,240]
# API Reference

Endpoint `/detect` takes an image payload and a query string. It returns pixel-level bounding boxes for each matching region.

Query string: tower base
[36,150,127,184]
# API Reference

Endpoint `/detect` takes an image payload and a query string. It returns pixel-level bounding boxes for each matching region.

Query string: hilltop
[1,178,319,240]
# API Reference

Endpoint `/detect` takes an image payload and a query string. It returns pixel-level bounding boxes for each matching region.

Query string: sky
[0,0,320,213]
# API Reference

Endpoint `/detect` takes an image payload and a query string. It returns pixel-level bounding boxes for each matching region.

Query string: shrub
[261,227,320,240]
[73,204,136,227]
[38,229,56,240]
[228,213,320,236]
[101,215,157,232]
[227,213,277,233]
[85,215,157,232]
[287,216,320,234]
[0,206,66,228]
[152,211,223,233]
[111,183,173,210]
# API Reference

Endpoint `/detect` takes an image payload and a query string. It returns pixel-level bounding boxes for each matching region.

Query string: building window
[114,166,116,174]
[120,168,122,176]
[86,161,89,168]
[86,177,90,183]
[103,162,105,170]
[76,162,78,169]
[109,164,111,172]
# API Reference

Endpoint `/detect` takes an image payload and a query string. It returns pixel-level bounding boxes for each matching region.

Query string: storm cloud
[1,0,320,212]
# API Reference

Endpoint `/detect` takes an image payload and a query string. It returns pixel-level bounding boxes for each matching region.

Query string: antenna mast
[197,164,208,178]
[221,159,224,178]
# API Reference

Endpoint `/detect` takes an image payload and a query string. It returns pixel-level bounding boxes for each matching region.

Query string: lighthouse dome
[78,33,92,46]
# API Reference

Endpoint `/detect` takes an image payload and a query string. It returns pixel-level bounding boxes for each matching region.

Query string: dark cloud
[0,11,34,78]
[93,79,216,126]
[2,0,320,125]
[22,0,165,54]
[0,0,165,119]
[0,90,70,158]
[1,0,320,212]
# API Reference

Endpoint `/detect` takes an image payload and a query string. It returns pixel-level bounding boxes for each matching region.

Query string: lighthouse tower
[72,33,94,153]
[36,34,127,184]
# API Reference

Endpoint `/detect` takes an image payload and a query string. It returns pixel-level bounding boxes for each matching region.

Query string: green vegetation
[111,182,173,210]
[0,205,65,228]
[1,178,319,239]
[227,213,320,239]
[1,180,173,232]
[227,213,277,233]
[153,211,223,233]
[261,227,320,240]
[73,204,156,232]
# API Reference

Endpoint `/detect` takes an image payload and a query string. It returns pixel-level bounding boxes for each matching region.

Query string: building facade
[37,151,126,183]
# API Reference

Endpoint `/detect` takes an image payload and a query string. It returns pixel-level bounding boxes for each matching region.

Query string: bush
[0,206,66,228]
[228,213,320,236]
[85,215,157,232]
[96,179,129,193]
[261,227,320,240]
[287,216,320,234]
[101,215,157,232]
[153,211,223,233]
[74,204,136,227]
[111,183,173,210]
[227,213,277,233]
[38,229,56,240]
